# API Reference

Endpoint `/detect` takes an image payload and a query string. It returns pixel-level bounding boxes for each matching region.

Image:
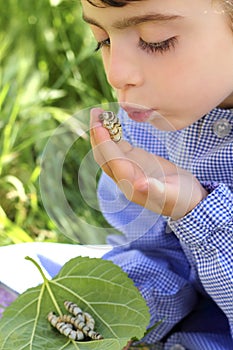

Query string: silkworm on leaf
[47,312,85,341]
[64,301,95,328]
[63,301,103,340]
[64,301,85,322]
[48,302,104,341]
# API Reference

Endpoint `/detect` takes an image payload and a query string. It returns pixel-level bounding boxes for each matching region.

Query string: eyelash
[94,37,177,55]
[95,39,110,52]
[138,36,178,54]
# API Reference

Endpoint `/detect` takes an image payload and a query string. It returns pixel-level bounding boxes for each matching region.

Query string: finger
[90,108,111,151]
[90,109,137,185]
[90,108,134,155]
[90,107,103,125]
[90,108,116,178]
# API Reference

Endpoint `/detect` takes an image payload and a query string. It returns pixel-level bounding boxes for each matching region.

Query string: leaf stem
[25,256,63,315]
[25,256,48,283]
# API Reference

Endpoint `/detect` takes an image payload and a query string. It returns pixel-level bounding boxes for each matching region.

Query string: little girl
[81,0,233,348]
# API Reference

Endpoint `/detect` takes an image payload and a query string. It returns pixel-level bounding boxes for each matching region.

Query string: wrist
[171,181,208,221]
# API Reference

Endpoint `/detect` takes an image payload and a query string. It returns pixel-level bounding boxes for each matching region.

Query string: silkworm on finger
[98,111,122,142]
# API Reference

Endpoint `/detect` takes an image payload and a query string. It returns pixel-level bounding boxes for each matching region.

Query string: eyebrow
[82,12,184,30]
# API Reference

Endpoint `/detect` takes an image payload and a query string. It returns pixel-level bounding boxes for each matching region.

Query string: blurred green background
[0,0,117,245]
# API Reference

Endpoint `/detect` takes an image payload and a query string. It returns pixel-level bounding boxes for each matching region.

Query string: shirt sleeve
[98,173,198,343]
[168,181,233,337]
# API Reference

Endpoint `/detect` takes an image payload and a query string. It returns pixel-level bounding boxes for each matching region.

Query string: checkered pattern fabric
[98,107,233,349]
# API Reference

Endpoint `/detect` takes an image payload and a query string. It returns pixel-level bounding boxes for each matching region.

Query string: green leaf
[0,256,150,349]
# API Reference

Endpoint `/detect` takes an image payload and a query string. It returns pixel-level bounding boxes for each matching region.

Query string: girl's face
[81,0,233,130]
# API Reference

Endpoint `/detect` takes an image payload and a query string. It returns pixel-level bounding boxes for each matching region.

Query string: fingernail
[91,107,104,118]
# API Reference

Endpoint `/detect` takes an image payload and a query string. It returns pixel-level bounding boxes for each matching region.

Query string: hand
[90,108,208,220]
[122,340,133,350]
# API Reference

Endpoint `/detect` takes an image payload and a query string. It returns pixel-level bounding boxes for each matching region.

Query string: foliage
[0,256,150,349]
[0,0,116,244]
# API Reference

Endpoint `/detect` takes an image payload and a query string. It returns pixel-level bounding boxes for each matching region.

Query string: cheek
[151,41,233,104]
[173,25,233,100]
[101,52,107,71]
[182,47,233,104]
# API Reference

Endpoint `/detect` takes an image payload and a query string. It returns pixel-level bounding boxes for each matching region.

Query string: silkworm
[98,111,122,142]
[47,301,103,341]
[64,301,85,322]
[48,312,85,340]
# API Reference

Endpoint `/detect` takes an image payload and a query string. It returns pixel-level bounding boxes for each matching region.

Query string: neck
[218,92,233,109]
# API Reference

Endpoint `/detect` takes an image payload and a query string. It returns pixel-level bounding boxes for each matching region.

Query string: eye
[94,38,111,52]
[138,36,178,54]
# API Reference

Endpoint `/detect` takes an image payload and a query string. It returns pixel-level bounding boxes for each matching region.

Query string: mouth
[120,104,159,123]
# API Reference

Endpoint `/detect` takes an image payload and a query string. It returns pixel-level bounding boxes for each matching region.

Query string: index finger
[90,108,135,184]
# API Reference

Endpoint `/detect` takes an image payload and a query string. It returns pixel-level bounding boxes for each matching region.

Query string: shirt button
[213,118,232,138]
[170,345,186,350]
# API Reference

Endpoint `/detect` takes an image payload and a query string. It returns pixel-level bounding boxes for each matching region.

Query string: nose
[104,43,143,91]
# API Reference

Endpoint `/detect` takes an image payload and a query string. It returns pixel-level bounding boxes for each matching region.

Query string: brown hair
[86,0,141,7]
[223,0,233,22]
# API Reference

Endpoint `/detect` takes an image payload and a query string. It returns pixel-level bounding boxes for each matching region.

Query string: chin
[149,119,176,131]
[147,111,181,131]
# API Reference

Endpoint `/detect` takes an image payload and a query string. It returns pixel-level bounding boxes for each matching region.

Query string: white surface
[0,243,111,293]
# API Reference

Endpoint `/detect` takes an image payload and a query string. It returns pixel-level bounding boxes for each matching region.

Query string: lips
[120,104,157,123]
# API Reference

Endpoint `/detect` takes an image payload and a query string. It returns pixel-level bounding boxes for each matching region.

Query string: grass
[0,0,118,245]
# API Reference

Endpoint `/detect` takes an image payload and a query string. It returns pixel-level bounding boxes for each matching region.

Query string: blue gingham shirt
[98,107,233,350]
